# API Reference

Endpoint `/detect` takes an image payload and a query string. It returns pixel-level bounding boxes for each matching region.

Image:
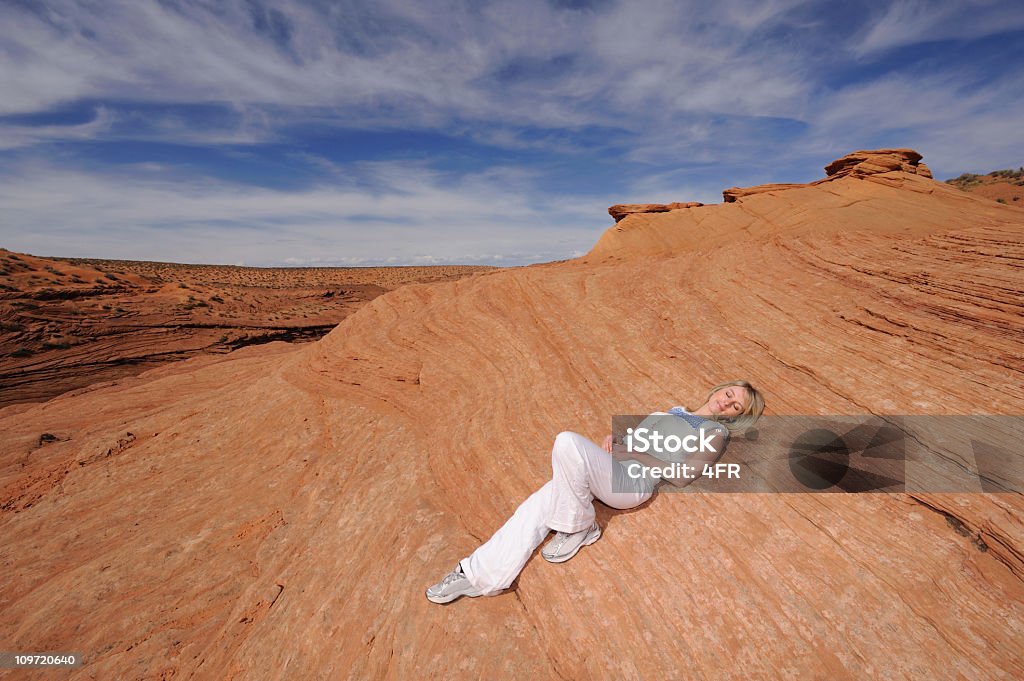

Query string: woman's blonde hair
[693,380,765,433]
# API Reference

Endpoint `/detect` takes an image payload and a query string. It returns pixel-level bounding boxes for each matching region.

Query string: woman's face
[707,385,749,418]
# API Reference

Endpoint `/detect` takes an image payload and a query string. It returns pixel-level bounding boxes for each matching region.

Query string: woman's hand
[604,435,634,461]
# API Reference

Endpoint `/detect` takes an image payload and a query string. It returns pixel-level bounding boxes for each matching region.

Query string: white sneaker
[542,522,601,563]
[425,564,482,604]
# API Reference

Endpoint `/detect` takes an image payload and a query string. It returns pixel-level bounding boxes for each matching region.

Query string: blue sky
[1,0,1022,266]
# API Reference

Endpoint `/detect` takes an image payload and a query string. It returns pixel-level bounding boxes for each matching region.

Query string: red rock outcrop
[608,202,704,222]
[719,149,931,204]
[722,183,805,202]
[622,150,934,210]
[1,149,1022,679]
[593,148,988,260]
[824,148,933,179]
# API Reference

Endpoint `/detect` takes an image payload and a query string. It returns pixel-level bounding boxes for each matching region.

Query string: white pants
[461,431,654,596]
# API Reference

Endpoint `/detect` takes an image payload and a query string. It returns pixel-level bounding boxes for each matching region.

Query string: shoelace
[440,570,464,588]
[548,533,571,553]
[548,525,594,554]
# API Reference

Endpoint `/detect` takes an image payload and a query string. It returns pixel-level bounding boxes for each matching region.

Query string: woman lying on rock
[425,380,765,604]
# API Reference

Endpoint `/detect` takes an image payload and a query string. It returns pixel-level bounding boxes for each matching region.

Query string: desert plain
[0,256,490,408]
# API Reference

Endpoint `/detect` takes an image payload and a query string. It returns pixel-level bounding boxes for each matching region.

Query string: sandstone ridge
[608,202,704,223]
[723,148,933,202]
[608,150,934,222]
[591,148,1006,260]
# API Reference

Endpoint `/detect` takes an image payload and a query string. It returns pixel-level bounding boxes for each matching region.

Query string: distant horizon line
[51,255,517,270]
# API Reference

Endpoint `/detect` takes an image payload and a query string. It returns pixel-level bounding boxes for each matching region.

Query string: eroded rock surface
[824,148,933,179]
[592,148,1007,260]
[608,202,704,222]
[0,253,491,407]
[1,149,1022,679]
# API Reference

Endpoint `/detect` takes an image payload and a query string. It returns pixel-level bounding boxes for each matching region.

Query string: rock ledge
[611,148,935,214]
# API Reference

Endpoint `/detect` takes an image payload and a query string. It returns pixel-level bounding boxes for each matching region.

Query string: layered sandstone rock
[824,147,933,179]
[722,183,805,202]
[618,150,935,213]
[1,149,1022,680]
[608,202,704,222]
[591,148,989,260]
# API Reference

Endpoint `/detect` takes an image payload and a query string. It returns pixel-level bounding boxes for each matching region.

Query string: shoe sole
[542,526,601,564]
[425,588,483,604]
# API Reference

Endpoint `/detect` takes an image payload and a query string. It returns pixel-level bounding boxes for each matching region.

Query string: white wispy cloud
[804,66,1024,174]
[0,106,116,150]
[1,1,1023,264]
[852,0,1024,56]
[0,159,610,265]
[0,0,813,139]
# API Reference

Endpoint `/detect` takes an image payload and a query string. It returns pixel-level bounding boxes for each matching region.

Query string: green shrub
[947,172,982,185]
[990,168,1024,180]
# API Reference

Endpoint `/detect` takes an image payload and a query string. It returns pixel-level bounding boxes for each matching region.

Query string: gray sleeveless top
[611,407,729,494]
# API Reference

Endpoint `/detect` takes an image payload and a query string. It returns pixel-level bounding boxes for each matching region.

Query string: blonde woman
[426,380,765,603]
